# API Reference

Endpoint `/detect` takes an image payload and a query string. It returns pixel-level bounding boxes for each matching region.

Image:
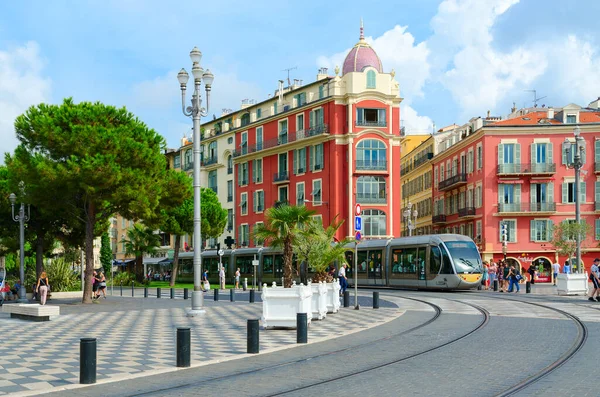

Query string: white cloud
[0,42,52,158]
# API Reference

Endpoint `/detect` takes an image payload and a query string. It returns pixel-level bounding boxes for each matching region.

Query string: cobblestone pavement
[0,293,400,396]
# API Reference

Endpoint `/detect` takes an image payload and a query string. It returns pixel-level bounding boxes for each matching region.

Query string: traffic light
[501,223,508,242]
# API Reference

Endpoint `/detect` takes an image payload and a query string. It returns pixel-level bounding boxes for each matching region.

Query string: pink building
[431,102,600,281]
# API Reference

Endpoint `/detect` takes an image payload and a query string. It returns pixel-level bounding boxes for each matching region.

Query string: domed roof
[342,22,383,75]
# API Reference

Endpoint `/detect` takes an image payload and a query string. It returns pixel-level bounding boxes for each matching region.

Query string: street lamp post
[403,202,418,236]
[565,126,585,274]
[178,47,214,315]
[9,182,30,303]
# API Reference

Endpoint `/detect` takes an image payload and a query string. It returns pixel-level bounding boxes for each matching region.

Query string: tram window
[430,246,442,275]
[368,250,383,278]
[392,247,418,274]
[345,251,354,270]
[357,251,368,273]
[440,244,454,274]
[263,255,273,273]
[236,256,254,274]
[274,255,284,275]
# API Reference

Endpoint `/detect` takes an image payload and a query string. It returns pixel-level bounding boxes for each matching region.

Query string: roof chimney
[547,107,554,119]
[317,67,329,81]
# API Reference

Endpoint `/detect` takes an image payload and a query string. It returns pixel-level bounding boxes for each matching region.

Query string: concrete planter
[556,273,589,296]
[261,281,312,328]
[326,280,341,313]
[309,281,328,320]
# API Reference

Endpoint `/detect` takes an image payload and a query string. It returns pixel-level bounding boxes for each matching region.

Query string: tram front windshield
[445,241,482,274]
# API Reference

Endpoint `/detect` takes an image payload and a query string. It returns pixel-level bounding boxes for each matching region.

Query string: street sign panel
[252,260,259,267]
[218,249,224,256]
[354,216,362,231]
[355,231,361,241]
[355,203,362,216]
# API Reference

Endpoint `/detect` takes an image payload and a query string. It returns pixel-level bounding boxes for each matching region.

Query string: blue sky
[1,0,600,157]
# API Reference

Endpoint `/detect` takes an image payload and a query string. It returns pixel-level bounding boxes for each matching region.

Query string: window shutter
[581,181,586,203]
[547,143,553,164]
[318,109,324,126]
[547,220,554,241]
[530,184,537,203]
[379,109,386,124]
[515,184,521,204]
[238,226,242,245]
[515,143,521,164]
[237,164,242,186]
[252,192,256,212]
[309,110,315,128]
[530,220,536,241]
[596,219,600,240]
[252,161,256,183]
[498,144,504,165]
[548,182,554,204]
[356,108,362,124]
[309,145,315,171]
[562,183,568,203]
[498,185,503,204]
[293,150,297,175]
[562,141,568,165]
[499,221,503,242]
[582,140,587,164]
[531,143,537,164]
[596,140,600,163]
[596,181,600,204]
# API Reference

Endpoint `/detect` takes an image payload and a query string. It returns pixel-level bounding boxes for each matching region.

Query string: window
[238,162,248,186]
[310,143,324,171]
[467,150,474,173]
[356,139,386,170]
[499,220,517,242]
[174,155,181,168]
[596,219,600,241]
[294,148,306,174]
[466,189,473,208]
[530,220,553,242]
[185,149,193,167]
[596,181,600,208]
[241,132,248,155]
[531,183,554,207]
[227,155,233,174]
[228,137,233,144]
[208,170,217,193]
[312,179,322,205]
[562,181,585,203]
[318,85,324,99]
[498,143,521,169]
[256,127,263,151]
[296,183,305,206]
[296,113,304,132]
[477,145,482,169]
[252,159,263,183]
[121,218,126,228]
[531,143,550,163]
[254,222,264,246]
[273,102,278,115]
[253,191,264,212]
[566,114,576,124]
[391,247,418,276]
[475,185,482,208]
[278,186,288,203]
[312,214,323,225]
[366,70,376,88]
[357,176,386,203]
[241,113,250,127]
[227,181,233,202]
[562,139,587,165]
[278,120,288,143]
[476,221,482,242]
[208,141,217,160]
[256,108,262,119]
[227,209,233,231]
[278,153,288,176]
[498,184,521,205]
[356,108,386,127]
[240,193,248,216]
[238,224,249,247]
[294,92,306,107]
[595,140,600,165]
[363,209,386,236]
[309,108,324,128]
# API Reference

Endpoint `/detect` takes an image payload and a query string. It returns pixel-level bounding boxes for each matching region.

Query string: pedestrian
[219,266,226,290]
[563,260,571,275]
[502,261,510,292]
[338,263,348,296]
[588,258,600,302]
[552,261,560,285]
[488,261,497,290]
[202,269,209,292]
[92,271,99,299]
[507,266,521,293]
[498,261,505,292]
[527,265,536,285]
[482,262,489,290]
[96,271,107,299]
[235,268,240,289]
[36,271,50,305]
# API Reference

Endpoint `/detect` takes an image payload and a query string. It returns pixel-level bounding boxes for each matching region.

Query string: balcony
[458,207,476,218]
[355,121,387,127]
[413,152,434,168]
[233,124,329,157]
[432,214,447,224]
[201,157,218,167]
[355,160,387,171]
[273,172,290,183]
[438,173,467,191]
[183,161,194,171]
[596,162,600,174]
[356,193,387,204]
[497,162,556,175]
[498,202,556,213]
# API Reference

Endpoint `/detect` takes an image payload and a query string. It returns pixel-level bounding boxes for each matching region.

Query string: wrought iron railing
[356,193,387,204]
[183,161,194,171]
[233,124,329,157]
[274,200,289,208]
[202,157,218,166]
[498,202,556,213]
[432,214,447,223]
[273,172,289,182]
[355,160,387,171]
[356,121,387,127]
[438,173,467,190]
[497,163,556,174]
[458,207,476,217]
[414,153,434,168]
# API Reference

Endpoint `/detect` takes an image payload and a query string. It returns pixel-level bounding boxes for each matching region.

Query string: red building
[228,27,402,245]
[431,102,600,279]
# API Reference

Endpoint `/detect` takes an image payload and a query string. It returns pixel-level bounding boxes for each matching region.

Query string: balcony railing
[233,124,329,157]
[498,202,556,213]
[238,178,248,186]
[355,160,387,171]
[356,193,387,204]
[274,200,289,208]
[458,207,476,217]
[202,157,218,167]
[432,214,447,223]
[355,120,387,127]
[497,162,556,174]
[596,162,600,173]
[183,161,194,171]
[413,152,434,168]
[273,172,289,183]
[438,173,467,191]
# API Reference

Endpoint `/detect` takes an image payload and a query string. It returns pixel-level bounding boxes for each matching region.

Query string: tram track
[127,295,445,397]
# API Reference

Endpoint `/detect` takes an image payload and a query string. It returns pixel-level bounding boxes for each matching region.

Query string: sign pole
[354,239,359,310]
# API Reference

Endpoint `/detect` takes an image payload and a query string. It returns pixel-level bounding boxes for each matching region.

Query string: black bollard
[183,288,189,300]
[170,288,175,299]
[132,282,135,297]
[297,313,308,343]
[249,289,255,303]
[373,291,379,309]
[247,319,259,354]
[120,283,123,296]
[343,291,350,308]
[80,338,97,384]
[176,328,191,367]
[526,281,531,294]
[230,289,235,302]
[214,288,219,301]
[144,287,148,298]
[493,279,499,292]
[157,288,161,299]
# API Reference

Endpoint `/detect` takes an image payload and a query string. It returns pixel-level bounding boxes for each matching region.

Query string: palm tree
[122,224,161,282]
[253,204,315,287]
[294,216,351,282]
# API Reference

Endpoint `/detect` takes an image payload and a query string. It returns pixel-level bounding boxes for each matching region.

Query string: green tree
[122,223,161,281]
[9,98,187,303]
[550,221,592,271]
[200,188,228,241]
[100,232,112,275]
[253,204,315,287]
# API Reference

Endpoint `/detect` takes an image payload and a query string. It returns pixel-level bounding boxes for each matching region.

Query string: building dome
[342,22,383,75]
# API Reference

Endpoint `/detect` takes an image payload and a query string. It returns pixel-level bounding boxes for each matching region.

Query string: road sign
[252,260,259,267]
[355,203,362,216]
[354,216,362,231]
[355,231,361,241]
[218,249,224,256]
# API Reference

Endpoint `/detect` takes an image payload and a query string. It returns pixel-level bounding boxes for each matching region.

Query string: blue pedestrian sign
[355,231,361,241]
[354,216,362,231]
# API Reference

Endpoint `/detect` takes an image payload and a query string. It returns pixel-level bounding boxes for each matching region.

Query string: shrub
[43,258,80,292]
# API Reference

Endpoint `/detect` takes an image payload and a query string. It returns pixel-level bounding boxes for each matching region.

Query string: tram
[176,234,482,290]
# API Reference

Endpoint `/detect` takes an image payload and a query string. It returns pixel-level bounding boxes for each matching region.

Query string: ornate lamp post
[178,47,214,315]
[565,126,585,273]
[9,182,30,303]
[403,202,418,236]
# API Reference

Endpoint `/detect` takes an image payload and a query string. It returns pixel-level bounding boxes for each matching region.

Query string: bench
[2,304,60,321]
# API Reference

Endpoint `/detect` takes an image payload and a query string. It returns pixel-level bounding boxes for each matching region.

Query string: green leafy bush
[112,271,147,287]
[43,258,80,292]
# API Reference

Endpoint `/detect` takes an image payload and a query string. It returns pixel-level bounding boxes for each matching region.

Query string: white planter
[557,273,589,296]
[310,281,328,320]
[326,279,341,313]
[261,281,312,328]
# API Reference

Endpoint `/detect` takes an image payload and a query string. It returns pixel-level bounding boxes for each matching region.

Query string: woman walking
[488,261,497,291]
[235,268,240,289]
[482,262,489,290]
[498,261,505,292]
[96,271,107,299]
[36,271,50,305]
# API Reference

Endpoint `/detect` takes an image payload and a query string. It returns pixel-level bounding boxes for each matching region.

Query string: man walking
[552,261,561,285]
[219,265,226,290]
[338,263,348,296]
[588,258,600,302]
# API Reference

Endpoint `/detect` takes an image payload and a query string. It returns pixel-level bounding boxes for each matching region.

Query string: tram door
[274,254,284,285]
[416,246,428,288]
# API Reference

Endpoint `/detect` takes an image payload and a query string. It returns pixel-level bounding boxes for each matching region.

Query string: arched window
[356,176,386,203]
[356,139,387,170]
[185,149,192,168]
[363,209,386,236]
[366,70,376,89]
[208,141,217,160]
[227,155,233,174]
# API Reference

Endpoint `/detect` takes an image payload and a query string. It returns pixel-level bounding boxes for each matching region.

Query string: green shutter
[581,181,586,203]
[596,219,600,240]
[548,182,554,204]
[547,143,553,164]
[309,110,315,128]
[562,183,568,203]
[318,143,324,165]
[252,161,256,182]
[318,109,324,126]
[595,140,600,162]
[498,184,503,204]
[515,143,521,164]
[356,108,363,124]
[293,150,297,175]
[237,164,242,186]
[530,220,536,241]
[531,143,537,164]
[547,220,554,241]
[499,221,503,242]
[531,183,537,204]
[515,184,521,204]
[498,144,504,165]
[562,141,568,164]
[253,192,256,212]
[310,145,315,171]
[596,181,600,204]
